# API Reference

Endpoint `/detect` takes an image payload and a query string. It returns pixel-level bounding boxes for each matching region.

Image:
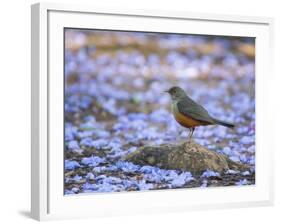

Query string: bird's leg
[191,127,195,138]
[188,127,195,142]
[187,128,191,142]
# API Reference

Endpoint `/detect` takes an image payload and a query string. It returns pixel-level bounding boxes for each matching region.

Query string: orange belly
[174,111,205,128]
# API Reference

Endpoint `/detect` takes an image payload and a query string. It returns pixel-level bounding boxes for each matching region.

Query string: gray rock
[125,141,249,175]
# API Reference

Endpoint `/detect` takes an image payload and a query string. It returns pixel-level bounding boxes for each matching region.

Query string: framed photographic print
[31,2,274,221]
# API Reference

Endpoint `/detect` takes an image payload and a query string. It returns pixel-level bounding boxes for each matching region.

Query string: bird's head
[165,86,187,101]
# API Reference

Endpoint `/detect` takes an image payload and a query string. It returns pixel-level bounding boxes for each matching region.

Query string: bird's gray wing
[177,99,214,124]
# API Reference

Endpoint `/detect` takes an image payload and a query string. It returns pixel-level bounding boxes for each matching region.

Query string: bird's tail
[212,118,235,128]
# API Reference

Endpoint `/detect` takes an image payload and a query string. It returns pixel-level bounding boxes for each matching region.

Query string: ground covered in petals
[64,30,255,195]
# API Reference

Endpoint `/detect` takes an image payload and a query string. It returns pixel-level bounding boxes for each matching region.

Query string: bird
[165,86,234,141]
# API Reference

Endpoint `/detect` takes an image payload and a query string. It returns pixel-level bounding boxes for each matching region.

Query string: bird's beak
[164,90,169,93]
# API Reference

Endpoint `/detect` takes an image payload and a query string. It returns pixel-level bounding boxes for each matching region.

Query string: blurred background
[64,29,255,194]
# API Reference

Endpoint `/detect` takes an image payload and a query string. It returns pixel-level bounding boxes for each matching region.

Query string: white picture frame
[31,2,274,221]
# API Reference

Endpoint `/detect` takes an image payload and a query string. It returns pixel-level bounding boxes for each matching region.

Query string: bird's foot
[187,138,193,144]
